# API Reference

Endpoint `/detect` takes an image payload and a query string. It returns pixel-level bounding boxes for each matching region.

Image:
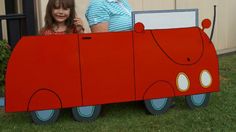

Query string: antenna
[210,5,217,41]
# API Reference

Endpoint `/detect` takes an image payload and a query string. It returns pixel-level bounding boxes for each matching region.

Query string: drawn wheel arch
[27,89,62,124]
[143,81,174,115]
[143,81,175,100]
[27,89,62,112]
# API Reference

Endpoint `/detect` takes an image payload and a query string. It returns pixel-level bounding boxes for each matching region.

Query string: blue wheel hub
[35,110,54,121]
[150,98,168,110]
[77,106,95,118]
[191,94,206,106]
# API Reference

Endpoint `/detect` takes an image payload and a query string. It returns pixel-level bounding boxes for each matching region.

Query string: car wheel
[31,109,60,125]
[144,98,172,115]
[186,93,210,109]
[72,105,101,122]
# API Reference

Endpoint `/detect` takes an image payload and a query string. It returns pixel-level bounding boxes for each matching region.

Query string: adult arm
[90,22,109,33]
[86,1,110,33]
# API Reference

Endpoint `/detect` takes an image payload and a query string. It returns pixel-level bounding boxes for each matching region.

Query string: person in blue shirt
[86,0,132,32]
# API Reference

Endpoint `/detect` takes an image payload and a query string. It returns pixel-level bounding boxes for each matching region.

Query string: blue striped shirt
[86,0,132,32]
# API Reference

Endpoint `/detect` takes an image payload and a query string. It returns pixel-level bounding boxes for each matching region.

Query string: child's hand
[74,17,83,27]
[74,17,84,33]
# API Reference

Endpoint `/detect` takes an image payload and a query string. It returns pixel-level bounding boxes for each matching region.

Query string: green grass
[1,53,236,131]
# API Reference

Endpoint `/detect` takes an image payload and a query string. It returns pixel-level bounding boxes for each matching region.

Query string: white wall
[176,0,236,53]
[226,0,236,53]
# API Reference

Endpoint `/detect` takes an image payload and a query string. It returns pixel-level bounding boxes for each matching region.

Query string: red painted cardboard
[5,23,219,113]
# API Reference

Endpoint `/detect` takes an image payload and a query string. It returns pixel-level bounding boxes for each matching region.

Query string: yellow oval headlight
[176,72,190,92]
[200,70,212,88]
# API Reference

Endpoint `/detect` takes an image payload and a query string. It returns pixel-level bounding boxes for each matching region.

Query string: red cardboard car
[5,20,219,124]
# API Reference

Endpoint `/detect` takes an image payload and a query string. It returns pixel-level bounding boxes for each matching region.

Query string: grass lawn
[0,53,236,132]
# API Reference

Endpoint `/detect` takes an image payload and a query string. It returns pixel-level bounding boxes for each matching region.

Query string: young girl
[40,0,84,35]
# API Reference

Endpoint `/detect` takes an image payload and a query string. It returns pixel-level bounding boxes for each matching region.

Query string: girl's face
[52,6,70,24]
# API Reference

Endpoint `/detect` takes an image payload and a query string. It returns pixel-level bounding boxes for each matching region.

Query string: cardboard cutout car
[5,18,219,124]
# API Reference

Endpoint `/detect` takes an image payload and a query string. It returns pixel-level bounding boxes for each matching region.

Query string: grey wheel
[31,109,60,125]
[186,93,210,109]
[72,105,101,122]
[144,98,172,115]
